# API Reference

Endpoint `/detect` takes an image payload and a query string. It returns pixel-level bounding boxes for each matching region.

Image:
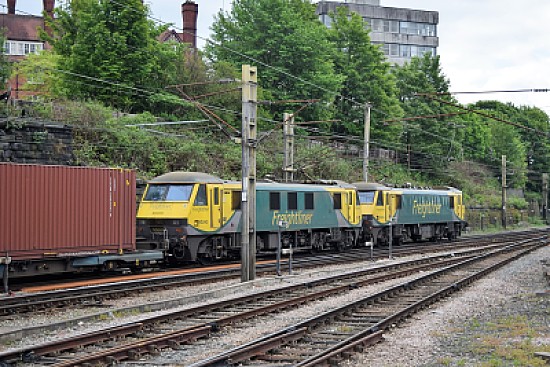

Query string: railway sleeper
[147,345,160,355]
[128,349,142,360]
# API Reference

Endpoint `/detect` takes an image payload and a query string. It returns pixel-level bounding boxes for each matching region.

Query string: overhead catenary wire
[106,0,388,116]
[428,88,550,95]
[416,93,550,137]
[7,2,543,184]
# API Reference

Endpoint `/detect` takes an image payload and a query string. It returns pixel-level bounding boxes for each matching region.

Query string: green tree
[14,51,67,98]
[327,7,403,144]
[515,106,550,193]
[207,0,343,123]
[393,53,460,173]
[470,101,537,189]
[0,30,10,91]
[458,112,492,162]
[42,0,179,111]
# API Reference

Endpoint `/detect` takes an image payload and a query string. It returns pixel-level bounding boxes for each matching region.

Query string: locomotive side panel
[396,191,457,224]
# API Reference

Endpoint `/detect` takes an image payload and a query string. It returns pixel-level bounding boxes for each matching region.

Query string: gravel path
[344,245,550,367]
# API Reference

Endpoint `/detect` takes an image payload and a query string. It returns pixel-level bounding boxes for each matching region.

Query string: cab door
[209,185,222,229]
[385,192,392,223]
[374,190,386,223]
[347,190,356,224]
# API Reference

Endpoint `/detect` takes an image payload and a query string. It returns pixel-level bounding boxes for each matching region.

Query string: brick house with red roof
[1,0,54,100]
[1,0,198,101]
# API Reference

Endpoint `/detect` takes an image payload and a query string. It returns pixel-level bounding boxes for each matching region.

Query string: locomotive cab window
[144,184,194,201]
[270,192,281,210]
[376,191,384,206]
[288,192,298,210]
[213,187,220,205]
[333,193,342,210]
[358,191,375,204]
[194,184,207,206]
[396,195,402,209]
[450,196,455,209]
[305,192,314,210]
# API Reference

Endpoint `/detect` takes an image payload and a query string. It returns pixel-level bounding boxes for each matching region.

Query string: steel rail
[189,237,546,367]
[2,229,543,316]
[0,247,489,366]
[0,234,546,366]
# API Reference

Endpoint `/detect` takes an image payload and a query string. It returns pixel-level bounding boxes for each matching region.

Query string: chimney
[43,0,55,19]
[181,1,198,48]
[7,0,16,14]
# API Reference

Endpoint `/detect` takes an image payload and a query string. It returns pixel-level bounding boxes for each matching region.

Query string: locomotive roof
[149,171,224,184]
[353,182,462,194]
[352,182,389,190]
[257,180,355,190]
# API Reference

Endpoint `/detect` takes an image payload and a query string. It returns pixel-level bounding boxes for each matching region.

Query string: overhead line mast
[241,65,258,282]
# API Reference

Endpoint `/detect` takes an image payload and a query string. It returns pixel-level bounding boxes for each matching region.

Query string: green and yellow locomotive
[354,182,467,245]
[136,172,361,263]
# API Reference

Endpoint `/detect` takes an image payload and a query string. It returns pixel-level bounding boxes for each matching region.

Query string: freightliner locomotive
[136,172,467,263]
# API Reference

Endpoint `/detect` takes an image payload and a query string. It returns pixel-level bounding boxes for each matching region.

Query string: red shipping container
[0,163,136,260]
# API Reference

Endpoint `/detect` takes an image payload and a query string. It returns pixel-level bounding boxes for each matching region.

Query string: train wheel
[197,255,214,266]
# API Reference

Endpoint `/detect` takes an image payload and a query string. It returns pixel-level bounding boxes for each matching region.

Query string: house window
[383,43,400,57]
[371,19,383,32]
[3,40,43,56]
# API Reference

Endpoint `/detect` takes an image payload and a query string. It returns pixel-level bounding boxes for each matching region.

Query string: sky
[4,0,550,114]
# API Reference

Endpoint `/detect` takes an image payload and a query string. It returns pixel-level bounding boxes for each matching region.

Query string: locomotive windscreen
[358,191,375,204]
[144,184,194,201]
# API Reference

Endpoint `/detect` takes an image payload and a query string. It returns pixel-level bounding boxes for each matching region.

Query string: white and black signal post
[501,155,507,229]
[241,65,258,282]
[363,103,371,182]
[283,113,295,182]
[543,173,548,221]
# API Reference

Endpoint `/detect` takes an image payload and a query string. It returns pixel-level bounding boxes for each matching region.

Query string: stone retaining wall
[0,120,74,165]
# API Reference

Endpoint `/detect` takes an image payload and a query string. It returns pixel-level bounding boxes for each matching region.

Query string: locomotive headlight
[138,220,147,225]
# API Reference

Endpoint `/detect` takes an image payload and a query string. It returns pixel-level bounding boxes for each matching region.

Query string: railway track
[0,232,546,366]
[0,228,546,316]
[190,237,547,367]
